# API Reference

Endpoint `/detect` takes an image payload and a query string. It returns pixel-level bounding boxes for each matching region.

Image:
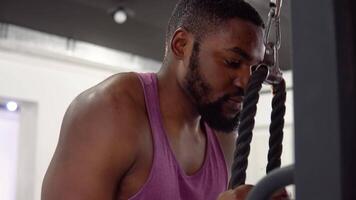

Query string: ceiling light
[113,8,128,24]
[6,101,18,112]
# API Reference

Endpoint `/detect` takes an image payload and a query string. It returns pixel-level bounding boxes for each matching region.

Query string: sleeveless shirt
[128,73,228,200]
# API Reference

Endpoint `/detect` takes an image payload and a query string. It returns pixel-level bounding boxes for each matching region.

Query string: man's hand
[217,185,253,200]
[217,184,290,200]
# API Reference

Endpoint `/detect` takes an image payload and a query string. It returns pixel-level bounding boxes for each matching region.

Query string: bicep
[42,93,140,200]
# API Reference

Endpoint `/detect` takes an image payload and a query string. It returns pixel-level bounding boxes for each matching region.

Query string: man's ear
[170,28,192,60]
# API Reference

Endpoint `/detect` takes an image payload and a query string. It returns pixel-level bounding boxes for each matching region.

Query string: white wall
[0,110,20,200]
[0,47,131,200]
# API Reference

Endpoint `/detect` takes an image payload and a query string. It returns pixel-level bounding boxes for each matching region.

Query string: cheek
[199,56,232,96]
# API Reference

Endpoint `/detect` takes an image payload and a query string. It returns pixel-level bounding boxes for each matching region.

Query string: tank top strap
[203,122,229,187]
[135,72,170,157]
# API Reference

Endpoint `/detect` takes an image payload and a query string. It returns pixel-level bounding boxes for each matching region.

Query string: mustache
[201,87,245,107]
[220,87,245,102]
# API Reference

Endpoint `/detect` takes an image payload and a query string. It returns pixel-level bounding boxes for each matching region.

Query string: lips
[228,97,243,103]
[226,97,243,110]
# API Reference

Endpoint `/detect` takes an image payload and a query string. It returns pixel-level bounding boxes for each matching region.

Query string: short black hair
[166,0,264,45]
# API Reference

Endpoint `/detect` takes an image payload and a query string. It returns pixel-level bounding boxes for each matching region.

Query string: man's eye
[225,60,242,69]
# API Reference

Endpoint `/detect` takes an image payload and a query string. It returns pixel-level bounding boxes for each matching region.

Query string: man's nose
[232,65,251,90]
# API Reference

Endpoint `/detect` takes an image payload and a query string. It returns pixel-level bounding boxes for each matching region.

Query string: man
[42,0,288,199]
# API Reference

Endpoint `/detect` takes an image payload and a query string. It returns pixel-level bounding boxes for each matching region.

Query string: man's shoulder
[75,72,145,116]
[43,74,149,198]
[63,72,148,142]
[84,72,145,109]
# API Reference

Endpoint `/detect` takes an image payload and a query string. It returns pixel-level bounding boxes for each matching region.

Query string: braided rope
[229,66,287,189]
[230,66,268,188]
[266,80,286,173]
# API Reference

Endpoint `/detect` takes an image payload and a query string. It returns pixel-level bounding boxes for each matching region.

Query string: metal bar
[291,0,356,199]
[334,0,356,199]
[246,165,294,200]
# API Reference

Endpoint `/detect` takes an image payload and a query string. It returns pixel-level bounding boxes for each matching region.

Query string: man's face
[183,18,265,133]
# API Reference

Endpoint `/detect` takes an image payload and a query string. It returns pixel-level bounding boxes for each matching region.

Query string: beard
[183,41,241,133]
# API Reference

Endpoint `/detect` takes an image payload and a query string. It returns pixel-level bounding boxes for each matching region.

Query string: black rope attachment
[267,79,286,173]
[229,66,287,189]
[229,65,268,188]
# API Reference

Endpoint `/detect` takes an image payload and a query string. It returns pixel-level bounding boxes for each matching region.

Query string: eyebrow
[225,47,253,61]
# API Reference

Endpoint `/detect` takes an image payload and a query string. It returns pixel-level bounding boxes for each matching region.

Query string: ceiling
[0,0,292,70]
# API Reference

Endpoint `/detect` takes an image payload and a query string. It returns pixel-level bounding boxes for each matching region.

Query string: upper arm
[42,84,143,200]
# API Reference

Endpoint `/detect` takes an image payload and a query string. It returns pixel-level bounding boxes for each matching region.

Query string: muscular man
[42,0,287,199]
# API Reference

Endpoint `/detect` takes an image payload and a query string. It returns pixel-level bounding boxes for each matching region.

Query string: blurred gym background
[0,0,294,199]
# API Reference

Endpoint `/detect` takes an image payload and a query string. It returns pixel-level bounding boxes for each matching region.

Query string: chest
[117,125,228,200]
[166,130,208,176]
[118,130,208,198]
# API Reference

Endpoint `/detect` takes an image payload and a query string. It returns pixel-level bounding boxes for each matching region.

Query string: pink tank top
[129,73,228,200]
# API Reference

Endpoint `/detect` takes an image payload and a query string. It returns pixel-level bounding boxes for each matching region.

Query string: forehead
[201,18,265,62]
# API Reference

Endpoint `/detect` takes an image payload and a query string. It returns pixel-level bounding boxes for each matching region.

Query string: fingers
[217,189,236,200]
[217,184,254,200]
[218,185,291,200]
[271,188,291,200]
[234,184,254,199]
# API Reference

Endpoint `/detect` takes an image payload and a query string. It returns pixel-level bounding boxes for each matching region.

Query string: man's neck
[157,65,202,136]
